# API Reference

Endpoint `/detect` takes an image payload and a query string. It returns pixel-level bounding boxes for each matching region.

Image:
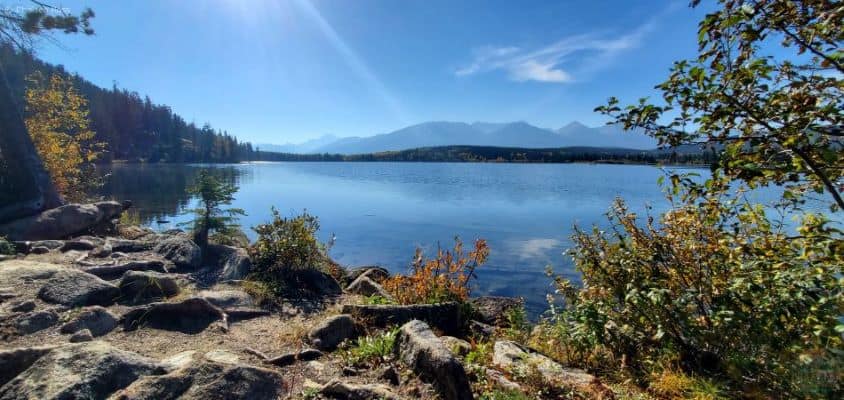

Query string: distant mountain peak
[558,121,590,132]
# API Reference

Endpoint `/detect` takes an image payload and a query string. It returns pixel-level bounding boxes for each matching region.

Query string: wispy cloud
[456,20,657,83]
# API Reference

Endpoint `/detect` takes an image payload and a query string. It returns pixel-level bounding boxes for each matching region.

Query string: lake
[98,162,725,315]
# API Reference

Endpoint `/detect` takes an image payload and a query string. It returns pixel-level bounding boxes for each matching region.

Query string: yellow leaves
[383,237,489,305]
[25,72,103,201]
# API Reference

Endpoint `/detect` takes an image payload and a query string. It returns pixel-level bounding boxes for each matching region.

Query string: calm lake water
[99,162,782,315]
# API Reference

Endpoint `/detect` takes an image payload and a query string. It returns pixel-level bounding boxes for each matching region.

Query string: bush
[383,237,489,304]
[0,236,15,255]
[546,187,843,397]
[247,208,331,298]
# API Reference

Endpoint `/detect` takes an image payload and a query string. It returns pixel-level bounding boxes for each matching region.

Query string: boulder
[395,320,472,400]
[90,244,113,258]
[469,320,495,339]
[59,239,96,252]
[470,296,524,325]
[346,275,394,300]
[69,329,93,342]
[440,336,471,357]
[342,303,464,335]
[118,225,155,241]
[265,348,323,367]
[0,341,163,400]
[59,306,118,337]
[107,238,154,253]
[122,297,227,334]
[111,357,285,400]
[0,201,125,241]
[153,235,201,269]
[320,379,403,400]
[83,260,168,280]
[118,270,180,303]
[30,246,50,254]
[493,340,612,399]
[28,240,63,250]
[199,289,255,309]
[0,346,56,387]
[9,300,36,313]
[37,269,120,307]
[207,244,252,281]
[307,314,361,351]
[347,266,390,283]
[14,310,59,334]
[288,268,342,297]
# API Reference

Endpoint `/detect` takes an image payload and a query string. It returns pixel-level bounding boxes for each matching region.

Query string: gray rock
[69,328,93,342]
[265,348,323,367]
[9,300,36,313]
[290,268,342,297]
[118,225,155,241]
[440,336,471,357]
[59,239,96,252]
[118,270,180,303]
[0,341,162,400]
[484,367,522,392]
[0,346,56,387]
[90,244,113,258]
[15,310,59,334]
[59,306,118,337]
[347,266,390,283]
[493,340,610,397]
[395,320,472,400]
[37,269,120,307]
[225,307,271,321]
[83,260,167,280]
[107,238,154,253]
[470,296,524,325]
[207,244,252,281]
[469,320,495,339]
[153,235,201,269]
[122,297,227,334]
[112,357,285,400]
[199,289,255,309]
[308,314,361,351]
[0,201,125,241]
[346,275,394,300]
[28,240,63,250]
[320,379,402,400]
[30,246,50,254]
[342,303,464,335]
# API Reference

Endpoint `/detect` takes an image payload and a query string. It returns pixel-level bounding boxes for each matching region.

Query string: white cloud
[456,20,657,83]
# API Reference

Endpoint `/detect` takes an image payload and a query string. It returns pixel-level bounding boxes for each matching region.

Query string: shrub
[341,328,398,367]
[0,236,15,255]
[247,208,331,297]
[546,184,843,397]
[383,237,489,304]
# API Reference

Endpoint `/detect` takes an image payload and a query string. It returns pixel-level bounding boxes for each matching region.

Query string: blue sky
[35,0,706,144]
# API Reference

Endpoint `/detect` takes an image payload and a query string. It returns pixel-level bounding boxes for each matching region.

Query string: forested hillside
[0,45,255,163]
[256,144,718,164]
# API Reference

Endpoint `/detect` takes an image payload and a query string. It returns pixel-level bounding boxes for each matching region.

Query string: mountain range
[258,121,658,155]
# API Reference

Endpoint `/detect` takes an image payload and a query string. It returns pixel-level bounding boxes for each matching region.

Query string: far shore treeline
[252,144,717,164]
[1,44,713,167]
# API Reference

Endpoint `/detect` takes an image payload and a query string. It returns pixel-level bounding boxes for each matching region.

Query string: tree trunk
[0,60,63,223]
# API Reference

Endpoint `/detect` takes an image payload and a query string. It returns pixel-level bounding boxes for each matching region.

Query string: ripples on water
[99,162,828,315]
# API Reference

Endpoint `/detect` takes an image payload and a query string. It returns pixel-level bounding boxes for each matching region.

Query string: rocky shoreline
[0,202,610,399]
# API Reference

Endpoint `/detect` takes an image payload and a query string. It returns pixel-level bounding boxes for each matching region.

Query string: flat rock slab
[0,346,56,387]
[395,320,472,400]
[0,341,163,400]
[320,379,403,400]
[112,358,286,400]
[14,310,59,335]
[82,260,167,280]
[342,302,464,335]
[122,297,227,334]
[265,348,323,367]
[470,296,524,325]
[37,269,120,307]
[199,289,256,309]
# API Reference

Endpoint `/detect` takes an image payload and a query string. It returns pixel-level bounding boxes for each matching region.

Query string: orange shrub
[383,237,489,304]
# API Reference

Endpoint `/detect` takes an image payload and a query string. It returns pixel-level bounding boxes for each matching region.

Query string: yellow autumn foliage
[25,72,103,201]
